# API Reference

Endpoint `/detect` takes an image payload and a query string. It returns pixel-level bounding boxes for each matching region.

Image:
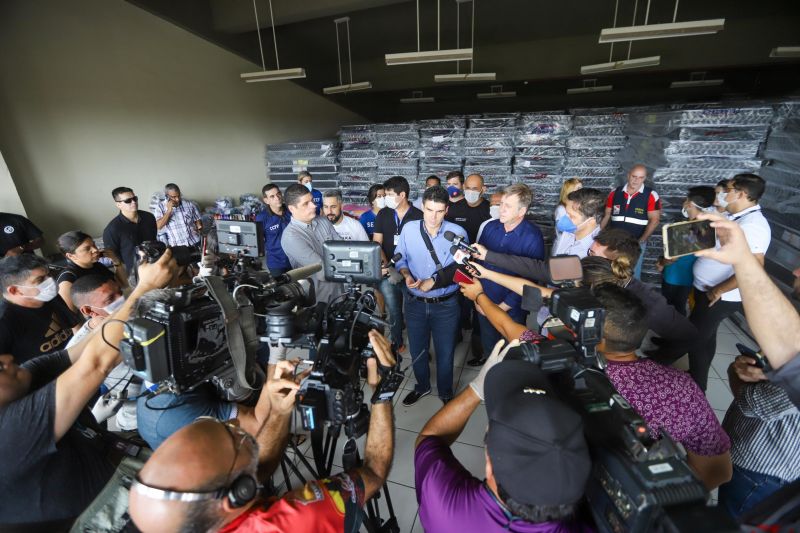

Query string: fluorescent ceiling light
[770,46,800,58]
[435,72,496,83]
[580,55,660,75]
[323,81,373,95]
[386,48,473,65]
[598,19,725,43]
[670,78,724,88]
[567,84,613,94]
[477,85,516,99]
[400,96,435,103]
[241,68,307,82]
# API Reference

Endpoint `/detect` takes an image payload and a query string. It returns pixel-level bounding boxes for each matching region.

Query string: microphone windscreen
[284,263,322,283]
[443,230,456,242]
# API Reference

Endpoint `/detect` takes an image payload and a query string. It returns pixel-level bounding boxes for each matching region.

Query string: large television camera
[295,241,399,439]
[506,256,737,533]
[119,242,318,402]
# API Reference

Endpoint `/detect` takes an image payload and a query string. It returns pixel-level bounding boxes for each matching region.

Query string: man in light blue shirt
[395,185,466,406]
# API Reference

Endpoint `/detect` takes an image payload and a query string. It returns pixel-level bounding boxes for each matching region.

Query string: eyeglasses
[116,196,138,204]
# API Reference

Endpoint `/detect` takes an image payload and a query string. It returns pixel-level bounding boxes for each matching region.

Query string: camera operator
[129,330,397,533]
[470,228,697,342]
[460,281,732,490]
[0,251,176,527]
[718,354,799,520]
[134,287,273,450]
[694,212,800,406]
[415,340,593,532]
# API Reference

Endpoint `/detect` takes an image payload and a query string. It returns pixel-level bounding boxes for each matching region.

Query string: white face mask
[385,195,399,210]
[375,197,386,210]
[489,205,500,219]
[464,190,481,204]
[19,277,58,302]
[716,191,729,210]
[303,182,313,192]
[101,295,126,315]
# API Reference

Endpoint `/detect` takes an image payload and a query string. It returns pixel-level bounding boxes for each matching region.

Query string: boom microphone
[443,230,478,255]
[278,263,322,284]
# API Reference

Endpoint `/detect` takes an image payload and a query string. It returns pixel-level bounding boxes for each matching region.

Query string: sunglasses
[116,196,138,204]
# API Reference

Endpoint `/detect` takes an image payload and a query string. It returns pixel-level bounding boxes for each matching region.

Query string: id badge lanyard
[393,211,403,246]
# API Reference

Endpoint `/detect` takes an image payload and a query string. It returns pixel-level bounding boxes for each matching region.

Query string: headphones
[226,474,259,508]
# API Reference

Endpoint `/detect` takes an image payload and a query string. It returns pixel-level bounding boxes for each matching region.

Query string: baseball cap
[484,360,591,507]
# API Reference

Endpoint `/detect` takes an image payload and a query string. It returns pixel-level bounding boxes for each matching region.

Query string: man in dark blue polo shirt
[297,171,323,216]
[600,164,662,280]
[255,184,292,276]
[102,187,157,272]
[395,185,465,406]
[473,183,544,366]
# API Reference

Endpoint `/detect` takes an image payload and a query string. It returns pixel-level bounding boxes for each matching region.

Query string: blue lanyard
[394,211,403,235]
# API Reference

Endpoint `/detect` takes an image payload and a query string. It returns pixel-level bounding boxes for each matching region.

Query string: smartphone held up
[662,219,717,259]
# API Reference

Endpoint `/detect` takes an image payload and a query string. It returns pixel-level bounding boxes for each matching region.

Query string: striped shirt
[723,382,800,482]
[153,199,202,247]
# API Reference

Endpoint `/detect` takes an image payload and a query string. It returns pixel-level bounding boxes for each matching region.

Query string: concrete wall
[0,0,363,251]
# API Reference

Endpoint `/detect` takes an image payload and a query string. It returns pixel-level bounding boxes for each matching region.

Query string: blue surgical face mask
[446,185,461,198]
[556,214,578,233]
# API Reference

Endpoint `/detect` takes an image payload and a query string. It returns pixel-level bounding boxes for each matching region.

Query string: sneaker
[467,357,487,367]
[403,389,431,406]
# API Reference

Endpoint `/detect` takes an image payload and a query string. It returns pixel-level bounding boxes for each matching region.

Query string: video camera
[296,241,402,438]
[505,256,736,533]
[119,241,318,402]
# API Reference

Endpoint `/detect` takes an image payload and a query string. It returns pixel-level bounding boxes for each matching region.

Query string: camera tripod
[278,414,400,533]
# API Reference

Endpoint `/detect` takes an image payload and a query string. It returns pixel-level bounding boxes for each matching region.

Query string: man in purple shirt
[414,341,593,532]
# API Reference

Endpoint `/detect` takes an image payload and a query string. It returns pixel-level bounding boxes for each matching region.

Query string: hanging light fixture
[581,0,661,75]
[434,0,495,83]
[567,78,614,94]
[599,0,724,43]
[240,0,306,83]
[385,0,473,65]
[670,71,724,88]
[323,17,373,94]
[476,84,515,99]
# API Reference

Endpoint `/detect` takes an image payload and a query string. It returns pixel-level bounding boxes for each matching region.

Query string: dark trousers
[653,289,742,391]
[661,283,692,316]
[406,293,460,399]
[719,465,790,521]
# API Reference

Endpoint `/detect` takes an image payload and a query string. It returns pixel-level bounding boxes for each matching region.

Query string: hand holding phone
[454,268,474,285]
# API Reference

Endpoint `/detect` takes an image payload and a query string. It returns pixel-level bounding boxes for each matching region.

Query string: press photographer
[0,250,177,528]
[129,329,397,533]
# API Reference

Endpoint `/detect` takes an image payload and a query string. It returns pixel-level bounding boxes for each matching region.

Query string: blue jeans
[405,292,460,399]
[379,276,405,347]
[718,465,790,520]
[633,240,646,280]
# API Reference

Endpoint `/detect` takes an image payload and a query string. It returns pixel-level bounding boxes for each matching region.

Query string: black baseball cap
[484,360,591,507]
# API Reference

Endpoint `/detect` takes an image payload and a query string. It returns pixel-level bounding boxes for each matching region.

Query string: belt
[407,290,458,304]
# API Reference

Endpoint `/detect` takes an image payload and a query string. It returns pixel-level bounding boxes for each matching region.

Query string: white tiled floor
[278,318,750,532]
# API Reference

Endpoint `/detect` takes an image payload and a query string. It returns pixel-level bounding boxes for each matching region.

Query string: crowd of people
[0,164,799,532]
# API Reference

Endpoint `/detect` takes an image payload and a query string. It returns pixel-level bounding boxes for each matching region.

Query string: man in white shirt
[652,174,771,391]
[322,190,369,241]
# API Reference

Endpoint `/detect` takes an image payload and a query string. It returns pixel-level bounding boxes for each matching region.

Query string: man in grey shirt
[281,183,344,307]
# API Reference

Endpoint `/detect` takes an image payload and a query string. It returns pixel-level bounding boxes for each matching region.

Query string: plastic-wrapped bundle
[653,169,746,183]
[573,114,627,127]
[339,149,379,162]
[469,117,518,128]
[464,137,514,155]
[677,107,774,128]
[465,155,513,167]
[568,147,624,158]
[267,140,337,157]
[578,177,617,189]
[376,139,420,151]
[664,157,763,171]
[511,169,563,182]
[215,196,235,210]
[573,125,626,136]
[563,165,621,177]
[419,118,467,130]
[518,114,572,136]
[624,112,682,137]
[515,133,568,146]
[374,123,418,134]
[678,126,769,142]
[515,156,566,169]
[465,127,516,139]
[567,136,627,149]
[338,171,377,185]
[664,140,761,159]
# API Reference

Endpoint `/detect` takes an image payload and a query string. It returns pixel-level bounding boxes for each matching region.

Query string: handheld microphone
[444,230,478,255]
[450,245,472,266]
[387,253,402,267]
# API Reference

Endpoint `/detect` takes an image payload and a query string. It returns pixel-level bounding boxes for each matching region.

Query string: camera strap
[204,276,259,390]
[419,222,444,277]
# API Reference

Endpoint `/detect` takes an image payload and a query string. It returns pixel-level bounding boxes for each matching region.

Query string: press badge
[394,234,400,245]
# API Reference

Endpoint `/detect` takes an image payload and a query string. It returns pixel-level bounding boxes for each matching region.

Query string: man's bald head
[130,419,258,533]
[465,174,484,188]
[627,164,648,190]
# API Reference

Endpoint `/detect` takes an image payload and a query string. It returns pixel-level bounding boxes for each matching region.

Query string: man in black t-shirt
[373,176,423,351]
[445,173,491,243]
[0,254,80,364]
[0,212,44,257]
[445,173,492,363]
[0,252,177,527]
[102,186,157,271]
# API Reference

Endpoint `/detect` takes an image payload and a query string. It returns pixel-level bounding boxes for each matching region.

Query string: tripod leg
[279,456,292,492]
